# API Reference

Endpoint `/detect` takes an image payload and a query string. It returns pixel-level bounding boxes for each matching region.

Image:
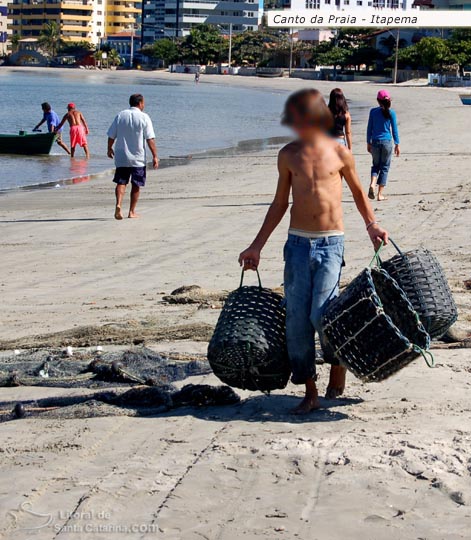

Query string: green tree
[108,48,122,67]
[232,30,282,66]
[415,37,453,73]
[449,40,471,76]
[379,34,408,56]
[349,46,381,71]
[180,24,227,64]
[395,44,421,70]
[142,38,179,66]
[61,41,95,55]
[39,21,62,57]
[10,33,21,53]
[311,43,349,70]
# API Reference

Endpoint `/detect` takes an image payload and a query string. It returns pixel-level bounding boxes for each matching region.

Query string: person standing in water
[56,103,90,159]
[33,102,71,155]
[107,93,158,220]
[367,90,400,201]
[328,88,352,150]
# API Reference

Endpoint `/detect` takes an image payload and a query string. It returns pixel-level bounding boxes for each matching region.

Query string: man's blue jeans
[371,139,393,186]
[283,234,344,385]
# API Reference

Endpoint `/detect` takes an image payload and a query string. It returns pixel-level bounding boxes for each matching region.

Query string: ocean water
[0,71,291,191]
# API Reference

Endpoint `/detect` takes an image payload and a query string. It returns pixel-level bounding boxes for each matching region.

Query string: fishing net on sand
[0,347,240,422]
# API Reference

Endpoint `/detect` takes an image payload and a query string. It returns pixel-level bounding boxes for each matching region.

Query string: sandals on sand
[368,187,376,200]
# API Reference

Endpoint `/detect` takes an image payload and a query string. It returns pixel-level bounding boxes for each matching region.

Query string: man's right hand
[152,156,159,169]
[107,148,114,159]
[238,246,261,271]
[367,143,372,154]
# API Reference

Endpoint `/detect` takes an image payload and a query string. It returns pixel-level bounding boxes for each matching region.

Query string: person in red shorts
[56,103,90,158]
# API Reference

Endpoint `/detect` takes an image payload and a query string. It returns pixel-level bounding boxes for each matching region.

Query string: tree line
[142,25,471,75]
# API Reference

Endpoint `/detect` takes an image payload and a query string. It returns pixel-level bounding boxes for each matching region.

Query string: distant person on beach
[367,90,400,201]
[239,89,388,415]
[33,102,70,155]
[107,93,158,220]
[328,88,352,150]
[56,103,90,159]
[194,72,200,84]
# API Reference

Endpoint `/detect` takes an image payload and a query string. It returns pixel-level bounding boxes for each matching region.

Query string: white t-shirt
[107,107,156,168]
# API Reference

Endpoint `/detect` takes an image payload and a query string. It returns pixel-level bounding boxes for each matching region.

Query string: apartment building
[289,0,415,10]
[0,0,8,54]
[7,0,140,44]
[142,0,259,43]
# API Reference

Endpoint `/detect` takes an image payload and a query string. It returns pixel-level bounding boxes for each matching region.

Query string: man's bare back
[280,135,346,233]
[64,110,86,127]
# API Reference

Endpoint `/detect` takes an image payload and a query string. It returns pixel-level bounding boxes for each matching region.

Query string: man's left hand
[152,157,159,169]
[368,223,388,252]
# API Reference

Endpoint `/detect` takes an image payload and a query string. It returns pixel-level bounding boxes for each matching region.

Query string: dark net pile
[208,280,291,393]
[0,347,240,422]
[381,244,458,339]
[322,268,430,382]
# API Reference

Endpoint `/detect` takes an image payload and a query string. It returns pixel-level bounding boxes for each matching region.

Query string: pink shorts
[70,125,87,148]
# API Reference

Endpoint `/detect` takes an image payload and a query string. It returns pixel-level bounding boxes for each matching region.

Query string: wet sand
[0,75,470,539]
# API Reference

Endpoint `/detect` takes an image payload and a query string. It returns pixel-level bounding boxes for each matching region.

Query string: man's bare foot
[290,378,320,415]
[114,206,123,220]
[325,365,347,399]
[128,212,140,219]
[377,196,388,201]
[290,395,321,415]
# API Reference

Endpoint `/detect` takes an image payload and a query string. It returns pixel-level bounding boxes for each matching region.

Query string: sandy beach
[0,73,470,539]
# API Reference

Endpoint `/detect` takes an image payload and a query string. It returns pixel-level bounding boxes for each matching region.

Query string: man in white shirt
[107,94,159,220]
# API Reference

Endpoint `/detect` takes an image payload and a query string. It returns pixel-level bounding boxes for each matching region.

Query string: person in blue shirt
[33,102,71,155]
[366,90,400,201]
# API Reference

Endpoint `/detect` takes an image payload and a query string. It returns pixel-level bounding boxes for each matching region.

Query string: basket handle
[369,237,404,268]
[239,268,262,289]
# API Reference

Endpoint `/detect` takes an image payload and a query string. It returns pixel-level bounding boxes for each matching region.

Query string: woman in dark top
[328,88,352,150]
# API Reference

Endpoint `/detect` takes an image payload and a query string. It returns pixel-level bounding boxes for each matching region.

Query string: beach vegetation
[142,38,179,66]
[38,21,63,58]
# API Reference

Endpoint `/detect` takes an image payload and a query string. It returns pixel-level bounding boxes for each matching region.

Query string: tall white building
[142,0,259,44]
[0,0,8,55]
[290,0,414,9]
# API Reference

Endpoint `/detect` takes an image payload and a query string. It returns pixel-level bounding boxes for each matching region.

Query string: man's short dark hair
[129,94,144,107]
[281,89,333,131]
[41,102,51,112]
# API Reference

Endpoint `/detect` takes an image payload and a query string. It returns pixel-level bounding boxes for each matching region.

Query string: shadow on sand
[162,393,362,424]
[0,218,109,223]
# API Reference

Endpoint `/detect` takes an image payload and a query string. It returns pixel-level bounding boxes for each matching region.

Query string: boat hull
[0,132,56,155]
[459,94,471,105]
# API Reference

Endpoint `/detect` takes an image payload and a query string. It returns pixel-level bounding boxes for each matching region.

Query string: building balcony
[61,23,91,30]
[61,13,92,19]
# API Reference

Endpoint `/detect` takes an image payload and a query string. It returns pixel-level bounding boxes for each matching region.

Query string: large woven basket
[208,271,291,392]
[381,240,457,339]
[322,267,431,382]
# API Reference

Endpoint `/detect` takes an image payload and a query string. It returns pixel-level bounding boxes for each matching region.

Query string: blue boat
[459,94,471,105]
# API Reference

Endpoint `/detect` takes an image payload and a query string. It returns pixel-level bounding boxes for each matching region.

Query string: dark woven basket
[208,271,291,392]
[381,239,458,339]
[322,267,431,382]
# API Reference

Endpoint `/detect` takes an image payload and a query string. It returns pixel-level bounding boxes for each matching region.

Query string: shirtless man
[33,102,71,155]
[56,103,90,158]
[239,89,388,414]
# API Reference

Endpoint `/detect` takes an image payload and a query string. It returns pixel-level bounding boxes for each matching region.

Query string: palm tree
[39,21,62,57]
[10,33,21,53]
[108,48,122,67]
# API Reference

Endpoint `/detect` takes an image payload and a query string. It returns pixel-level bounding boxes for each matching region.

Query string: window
[305,0,320,7]
[325,0,330,4]
[343,0,349,4]
[247,11,254,16]
[357,0,362,4]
